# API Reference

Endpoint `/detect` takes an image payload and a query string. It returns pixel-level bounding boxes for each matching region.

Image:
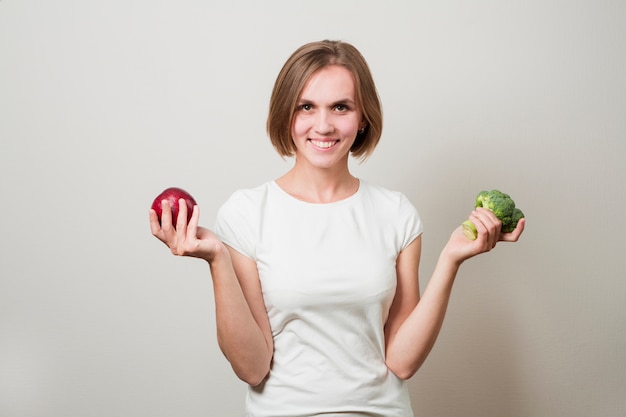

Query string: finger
[149,209,162,236]
[174,198,195,255]
[187,205,200,238]
[485,211,502,248]
[176,198,188,231]
[160,199,174,231]
[468,212,488,243]
[477,208,501,230]
[471,209,500,249]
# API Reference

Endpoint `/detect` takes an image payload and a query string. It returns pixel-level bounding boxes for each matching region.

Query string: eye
[298,103,313,111]
[334,103,351,112]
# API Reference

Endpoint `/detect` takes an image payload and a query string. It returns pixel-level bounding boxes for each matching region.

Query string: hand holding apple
[149,188,226,262]
[151,187,197,227]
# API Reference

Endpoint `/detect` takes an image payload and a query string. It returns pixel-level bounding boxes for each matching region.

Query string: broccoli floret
[462,189,524,240]
[475,190,490,208]
[502,207,525,233]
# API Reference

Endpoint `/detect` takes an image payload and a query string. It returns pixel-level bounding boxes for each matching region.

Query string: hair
[266,40,383,161]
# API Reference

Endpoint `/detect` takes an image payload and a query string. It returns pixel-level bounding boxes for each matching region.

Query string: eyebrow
[297,97,357,106]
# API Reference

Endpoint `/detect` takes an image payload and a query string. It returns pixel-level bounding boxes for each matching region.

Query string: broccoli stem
[462,220,478,240]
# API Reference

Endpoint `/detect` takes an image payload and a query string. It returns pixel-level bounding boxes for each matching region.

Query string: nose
[314,110,334,134]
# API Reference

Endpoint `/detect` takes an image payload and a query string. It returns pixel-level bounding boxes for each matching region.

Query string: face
[291,65,364,171]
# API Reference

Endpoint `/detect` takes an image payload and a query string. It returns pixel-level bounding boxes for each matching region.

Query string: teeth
[311,140,336,148]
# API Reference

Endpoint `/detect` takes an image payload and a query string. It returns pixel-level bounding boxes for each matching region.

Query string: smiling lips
[309,139,338,149]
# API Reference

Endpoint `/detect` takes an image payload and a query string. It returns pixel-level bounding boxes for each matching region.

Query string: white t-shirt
[214,180,423,417]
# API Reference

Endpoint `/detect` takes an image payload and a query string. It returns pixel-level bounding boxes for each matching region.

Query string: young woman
[150,40,525,417]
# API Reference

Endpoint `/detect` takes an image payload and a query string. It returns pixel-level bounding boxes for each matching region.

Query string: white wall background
[1,1,625,416]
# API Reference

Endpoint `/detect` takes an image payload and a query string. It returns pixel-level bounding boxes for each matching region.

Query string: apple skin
[151,187,197,226]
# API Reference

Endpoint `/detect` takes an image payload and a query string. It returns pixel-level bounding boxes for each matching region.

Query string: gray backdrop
[1,1,625,416]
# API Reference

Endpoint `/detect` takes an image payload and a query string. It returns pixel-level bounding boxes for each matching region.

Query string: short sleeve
[213,190,258,260]
[398,193,423,251]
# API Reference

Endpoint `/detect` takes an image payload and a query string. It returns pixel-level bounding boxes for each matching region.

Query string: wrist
[206,240,230,265]
[438,246,463,272]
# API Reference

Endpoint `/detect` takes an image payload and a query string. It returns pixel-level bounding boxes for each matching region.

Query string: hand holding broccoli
[462,190,525,240]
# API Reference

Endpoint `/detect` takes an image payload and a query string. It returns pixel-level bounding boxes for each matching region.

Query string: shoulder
[359,180,416,210]
[359,180,423,248]
[217,182,273,215]
[215,182,274,231]
[214,182,273,259]
[223,182,272,205]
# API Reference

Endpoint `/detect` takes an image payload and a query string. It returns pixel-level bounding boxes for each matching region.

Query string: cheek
[291,116,307,138]
[337,118,360,136]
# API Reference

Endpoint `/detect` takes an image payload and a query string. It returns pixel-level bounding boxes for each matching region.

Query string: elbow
[229,350,272,387]
[218,337,273,387]
[389,365,417,381]
[386,357,422,381]
[236,365,270,387]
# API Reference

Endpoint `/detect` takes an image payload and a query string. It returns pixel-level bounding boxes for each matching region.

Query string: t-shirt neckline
[270,179,362,207]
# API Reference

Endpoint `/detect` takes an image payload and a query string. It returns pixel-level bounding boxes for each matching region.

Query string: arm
[150,199,273,386]
[385,208,525,379]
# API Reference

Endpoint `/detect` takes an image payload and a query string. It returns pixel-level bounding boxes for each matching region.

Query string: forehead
[299,65,356,100]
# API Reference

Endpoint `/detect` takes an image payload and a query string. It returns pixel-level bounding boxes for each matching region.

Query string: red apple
[151,187,197,226]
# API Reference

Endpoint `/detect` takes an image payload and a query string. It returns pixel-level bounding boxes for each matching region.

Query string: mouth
[309,139,339,150]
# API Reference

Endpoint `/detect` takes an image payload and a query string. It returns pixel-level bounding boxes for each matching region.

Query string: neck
[276,163,359,204]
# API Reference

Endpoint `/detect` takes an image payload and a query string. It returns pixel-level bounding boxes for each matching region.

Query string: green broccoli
[462,189,524,240]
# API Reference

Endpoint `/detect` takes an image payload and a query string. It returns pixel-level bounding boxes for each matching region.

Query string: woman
[150,40,525,417]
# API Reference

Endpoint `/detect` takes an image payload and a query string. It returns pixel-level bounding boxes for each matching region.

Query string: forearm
[208,247,272,385]
[385,253,460,379]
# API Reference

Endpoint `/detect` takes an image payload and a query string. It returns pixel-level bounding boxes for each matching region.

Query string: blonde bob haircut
[267,40,383,161]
